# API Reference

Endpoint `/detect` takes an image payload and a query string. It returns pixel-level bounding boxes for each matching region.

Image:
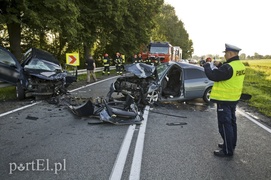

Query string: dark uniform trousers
[217,103,237,155]
[103,65,110,75]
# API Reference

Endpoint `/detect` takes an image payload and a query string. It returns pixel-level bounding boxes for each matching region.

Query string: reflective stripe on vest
[210,61,245,101]
[103,59,109,66]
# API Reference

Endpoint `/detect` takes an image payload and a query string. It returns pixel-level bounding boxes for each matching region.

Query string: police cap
[224,43,242,52]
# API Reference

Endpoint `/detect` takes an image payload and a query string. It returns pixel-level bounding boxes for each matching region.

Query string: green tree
[151,4,193,59]
[107,0,164,60]
[240,53,246,60]
[0,0,82,61]
[0,0,26,59]
[1,0,194,66]
[76,0,124,64]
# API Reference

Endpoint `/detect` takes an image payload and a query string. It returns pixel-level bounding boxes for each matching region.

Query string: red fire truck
[141,42,182,64]
[172,46,182,62]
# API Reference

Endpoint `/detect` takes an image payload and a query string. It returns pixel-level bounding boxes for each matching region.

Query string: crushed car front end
[107,63,159,105]
[24,70,68,97]
[21,48,75,99]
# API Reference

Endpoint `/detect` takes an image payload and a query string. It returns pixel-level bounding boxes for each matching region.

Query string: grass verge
[242,60,271,117]
[0,86,16,101]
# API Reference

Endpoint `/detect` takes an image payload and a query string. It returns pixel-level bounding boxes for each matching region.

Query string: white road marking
[129,105,150,180]
[2,78,271,179]
[237,108,271,134]
[109,125,136,180]
[109,105,150,180]
[0,102,39,118]
[0,76,118,117]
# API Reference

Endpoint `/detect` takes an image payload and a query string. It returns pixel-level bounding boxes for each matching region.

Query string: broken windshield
[24,58,62,72]
[124,63,155,78]
[156,63,168,80]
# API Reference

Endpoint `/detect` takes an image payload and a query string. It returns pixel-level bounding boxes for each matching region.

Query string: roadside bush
[0,86,16,101]
[242,62,250,66]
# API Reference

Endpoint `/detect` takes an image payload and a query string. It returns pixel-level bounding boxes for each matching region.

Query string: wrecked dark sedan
[0,46,76,100]
[107,62,213,105]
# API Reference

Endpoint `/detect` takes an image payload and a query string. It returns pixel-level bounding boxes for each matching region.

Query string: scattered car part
[68,94,143,125]
[166,122,187,126]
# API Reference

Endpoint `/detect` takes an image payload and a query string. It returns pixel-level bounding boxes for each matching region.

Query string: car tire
[143,90,159,105]
[203,87,212,103]
[16,82,25,100]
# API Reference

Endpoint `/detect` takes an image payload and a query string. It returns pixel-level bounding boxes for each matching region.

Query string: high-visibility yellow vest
[103,58,109,66]
[121,55,125,63]
[115,58,122,66]
[210,60,245,101]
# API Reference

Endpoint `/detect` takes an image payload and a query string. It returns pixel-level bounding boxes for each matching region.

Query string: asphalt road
[0,76,271,180]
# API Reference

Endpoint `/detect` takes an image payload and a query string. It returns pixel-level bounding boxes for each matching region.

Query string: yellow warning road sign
[66,53,80,66]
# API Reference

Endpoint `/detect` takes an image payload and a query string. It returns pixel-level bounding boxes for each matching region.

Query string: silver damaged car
[107,62,213,105]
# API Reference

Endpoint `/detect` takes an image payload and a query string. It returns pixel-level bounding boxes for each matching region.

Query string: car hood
[28,70,67,80]
[124,63,156,78]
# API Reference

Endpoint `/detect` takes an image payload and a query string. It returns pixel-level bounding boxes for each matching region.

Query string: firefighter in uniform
[203,43,245,157]
[132,54,138,63]
[102,53,110,75]
[144,54,152,65]
[114,52,123,75]
[137,53,143,63]
[121,54,125,73]
[153,53,160,66]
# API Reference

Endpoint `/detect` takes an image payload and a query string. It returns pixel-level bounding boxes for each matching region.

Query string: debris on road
[26,115,38,120]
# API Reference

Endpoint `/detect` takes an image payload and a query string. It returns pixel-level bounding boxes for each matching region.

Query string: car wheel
[16,82,25,100]
[144,90,159,105]
[203,87,212,103]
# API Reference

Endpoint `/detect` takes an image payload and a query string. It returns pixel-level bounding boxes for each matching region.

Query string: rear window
[184,69,206,80]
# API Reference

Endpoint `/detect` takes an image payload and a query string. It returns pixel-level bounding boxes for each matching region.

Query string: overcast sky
[164,0,271,56]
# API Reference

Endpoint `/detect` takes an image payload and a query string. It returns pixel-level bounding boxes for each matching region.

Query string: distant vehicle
[189,59,198,64]
[0,46,77,100]
[141,42,173,64]
[181,59,189,63]
[172,46,182,62]
[107,62,213,105]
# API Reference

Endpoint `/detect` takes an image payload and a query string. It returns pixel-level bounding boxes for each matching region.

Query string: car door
[0,46,22,85]
[158,64,184,98]
[183,68,211,99]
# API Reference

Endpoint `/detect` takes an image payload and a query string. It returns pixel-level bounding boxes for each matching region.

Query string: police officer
[203,43,245,157]
[114,52,123,75]
[102,53,110,75]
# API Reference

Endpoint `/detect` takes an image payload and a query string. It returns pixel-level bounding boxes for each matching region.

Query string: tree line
[0,0,193,68]
[241,53,271,60]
